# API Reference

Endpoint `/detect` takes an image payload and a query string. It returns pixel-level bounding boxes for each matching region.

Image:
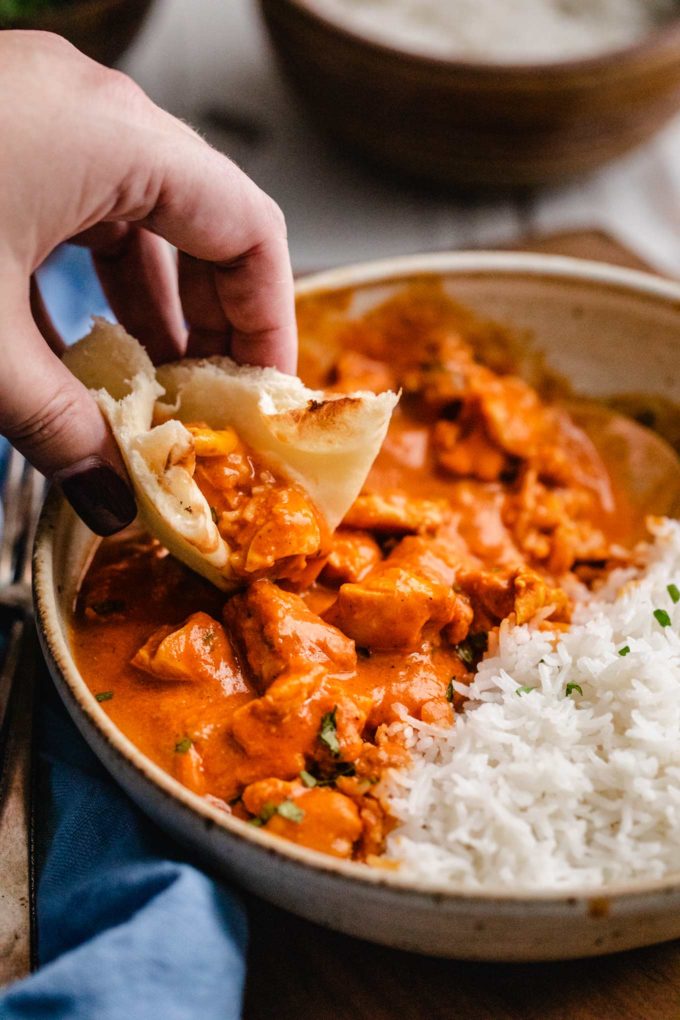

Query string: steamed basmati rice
[384,517,680,889]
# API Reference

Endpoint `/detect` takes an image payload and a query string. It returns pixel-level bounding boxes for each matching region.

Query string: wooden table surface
[243,230,680,1020]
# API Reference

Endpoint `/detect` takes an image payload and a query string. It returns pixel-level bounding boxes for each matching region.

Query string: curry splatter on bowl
[35,251,680,960]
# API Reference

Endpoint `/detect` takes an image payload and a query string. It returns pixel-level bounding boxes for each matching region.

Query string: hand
[0,31,297,535]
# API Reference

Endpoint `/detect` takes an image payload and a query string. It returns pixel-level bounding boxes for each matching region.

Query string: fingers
[0,287,136,535]
[30,276,66,356]
[178,253,229,359]
[134,139,297,374]
[214,231,298,374]
[73,223,186,364]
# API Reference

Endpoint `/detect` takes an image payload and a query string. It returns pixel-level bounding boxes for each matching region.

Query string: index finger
[135,136,297,374]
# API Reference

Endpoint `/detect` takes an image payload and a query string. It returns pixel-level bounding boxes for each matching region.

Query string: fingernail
[54,455,137,536]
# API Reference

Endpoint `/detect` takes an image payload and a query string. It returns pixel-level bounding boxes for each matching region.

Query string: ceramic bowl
[34,251,680,961]
[259,0,680,188]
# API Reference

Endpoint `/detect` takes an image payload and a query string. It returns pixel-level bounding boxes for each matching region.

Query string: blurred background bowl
[1,0,155,66]
[259,0,680,189]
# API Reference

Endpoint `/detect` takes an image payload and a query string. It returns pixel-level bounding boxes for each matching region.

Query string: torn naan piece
[64,319,398,590]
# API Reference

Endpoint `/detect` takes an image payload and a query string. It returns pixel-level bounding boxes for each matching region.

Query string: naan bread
[64,319,398,590]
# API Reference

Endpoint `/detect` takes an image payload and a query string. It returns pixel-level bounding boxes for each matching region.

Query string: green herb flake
[249,802,276,827]
[174,737,193,754]
[95,690,114,703]
[276,800,305,824]
[202,629,216,649]
[249,799,305,826]
[654,608,672,628]
[565,682,583,698]
[210,506,219,524]
[668,584,680,605]
[445,678,454,703]
[515,685,536,697]
[319,707,340,757]
[299,770,317,788]
[455,632,488,667]
[618,645,631,657]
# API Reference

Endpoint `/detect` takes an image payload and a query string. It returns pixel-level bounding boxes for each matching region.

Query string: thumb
[0,301,136,535]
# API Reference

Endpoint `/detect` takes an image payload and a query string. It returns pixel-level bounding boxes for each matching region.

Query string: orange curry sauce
[71,284,645,862]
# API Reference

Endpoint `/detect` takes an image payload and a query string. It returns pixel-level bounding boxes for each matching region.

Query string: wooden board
[243,231,680,1020]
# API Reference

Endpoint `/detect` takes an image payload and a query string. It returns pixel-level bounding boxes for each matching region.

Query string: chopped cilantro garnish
[618,645,631,657]
[319,707,340,756]
[276,800,305,824]
[299,770,317,788]
[95,690,113,703]
[456,632,488,667]
[445,678,454,703]
[249,799,304,826]
[174,737,192,754]
[654,608,672,628]
[669,584,680,604]
[249,802,276,827]
[565,682,583,698]
[515,685,536,697]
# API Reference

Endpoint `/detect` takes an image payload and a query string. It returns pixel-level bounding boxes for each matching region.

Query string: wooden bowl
[3,0,155,67]
[34,252,680,961]
[259,0,680,188]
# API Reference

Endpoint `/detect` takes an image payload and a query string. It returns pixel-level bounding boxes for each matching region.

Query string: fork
[0,446,44,985]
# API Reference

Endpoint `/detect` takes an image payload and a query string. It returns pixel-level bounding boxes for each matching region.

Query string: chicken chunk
[132,612,245,689]
[456,566,570,630]
[321,529,382,585]
[224,579,356,691]
[503,468,609,574]
[433,418,510,482]
[242,778,362,859]
[324,564,457,650]
[324,534,469,651]
[230,669,369,784]
[474,375,549,460]
[342,492,448,534]
[356,643,465,727]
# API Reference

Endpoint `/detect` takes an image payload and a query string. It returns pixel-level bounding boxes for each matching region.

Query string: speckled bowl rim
[33,249,680,911]
[286,0,680,75]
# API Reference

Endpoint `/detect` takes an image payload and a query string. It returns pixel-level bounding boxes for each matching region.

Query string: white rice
[315,0,677,64]
[384,517,680,889]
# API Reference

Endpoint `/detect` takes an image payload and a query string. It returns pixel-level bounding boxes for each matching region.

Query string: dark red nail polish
[54,456,137,536]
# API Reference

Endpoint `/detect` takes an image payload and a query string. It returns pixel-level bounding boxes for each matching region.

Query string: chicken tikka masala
[71,283,648,863]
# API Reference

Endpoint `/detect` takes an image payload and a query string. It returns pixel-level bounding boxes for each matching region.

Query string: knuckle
[263,196,288,239]
[24,30,76,54]
[3,388,82,454]
[101,66,148,110]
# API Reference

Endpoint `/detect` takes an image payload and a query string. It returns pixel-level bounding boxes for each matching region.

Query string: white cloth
[121,0,680,275]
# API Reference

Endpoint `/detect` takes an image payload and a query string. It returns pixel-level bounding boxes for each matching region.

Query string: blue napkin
[0,248,248,1019]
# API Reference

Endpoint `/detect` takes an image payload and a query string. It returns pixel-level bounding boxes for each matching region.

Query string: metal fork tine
[0,449,26,588]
